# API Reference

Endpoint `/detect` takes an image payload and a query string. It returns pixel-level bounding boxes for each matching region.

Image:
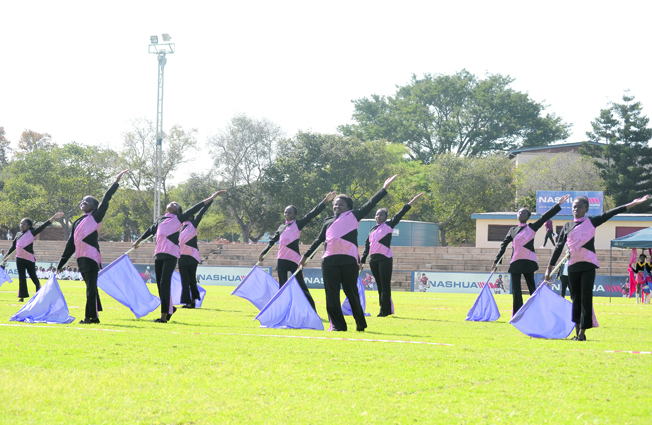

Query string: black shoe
[182,303,195,309]
[79,318,100,324]
[18,298,24,302]
[377,313,387,317]
[167,306,178,320]
[577,334,586,341]
[152,318,167,323]
[356,327,366,332]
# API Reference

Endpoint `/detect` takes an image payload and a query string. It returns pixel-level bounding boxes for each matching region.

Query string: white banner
[412,271,511,294]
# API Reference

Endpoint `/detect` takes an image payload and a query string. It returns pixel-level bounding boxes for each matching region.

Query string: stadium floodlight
[148,34,175,222]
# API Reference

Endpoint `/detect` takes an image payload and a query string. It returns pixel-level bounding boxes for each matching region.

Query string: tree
[264,131,398,242]
[339,70,571,163]
[17,130,55,153]
[0,143,114,239]
[514,153,607,210]
[582,92,652,211]
[207,114,283,243]
[0,126,10,168]
[409,154,515,246]
[118,118,199,218]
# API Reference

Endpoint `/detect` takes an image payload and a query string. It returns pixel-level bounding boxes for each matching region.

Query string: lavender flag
[510,283,574,339]
[171,271,206,308]
[255,275,324,330]
[0,266,12,288]
[10,275,75,324]
[231,266,279,310]
[97,254,161,319]
[342,278,371,316]
[466,280,500,322]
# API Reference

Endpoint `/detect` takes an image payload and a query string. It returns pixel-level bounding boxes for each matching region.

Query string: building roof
[471,212,652,222]
[507,141,606,158]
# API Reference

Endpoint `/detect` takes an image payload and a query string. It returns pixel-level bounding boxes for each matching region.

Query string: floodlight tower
[148,33,175,222]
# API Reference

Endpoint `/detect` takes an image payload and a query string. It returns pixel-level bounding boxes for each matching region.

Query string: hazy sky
[1,1,650,183]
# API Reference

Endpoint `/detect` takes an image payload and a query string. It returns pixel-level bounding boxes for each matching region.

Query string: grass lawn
[0,279,650,424]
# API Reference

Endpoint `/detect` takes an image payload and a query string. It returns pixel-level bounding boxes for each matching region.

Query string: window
[488,225,513,241]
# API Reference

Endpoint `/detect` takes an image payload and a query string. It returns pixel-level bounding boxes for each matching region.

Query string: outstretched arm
[296,191,337,230]
[355,175,398,220]
[530,194,569,231]
[179,190,227,223]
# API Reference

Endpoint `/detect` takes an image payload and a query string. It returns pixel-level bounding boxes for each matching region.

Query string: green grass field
[0,279,650,424]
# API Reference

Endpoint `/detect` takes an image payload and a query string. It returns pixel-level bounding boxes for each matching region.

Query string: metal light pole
[148,34,175,222]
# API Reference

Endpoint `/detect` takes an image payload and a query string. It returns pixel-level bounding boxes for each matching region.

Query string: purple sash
[568,218,598,267]
[511,224,536,263]
[278,221,301,264]
[369,223,393,258]
[323,211,359,261]
[74,213,102,265]
[16,231,35,262]
[155,213,182,258]
[179,222,200,263]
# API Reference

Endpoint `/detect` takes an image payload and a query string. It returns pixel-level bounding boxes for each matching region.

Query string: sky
[1,0,651,184]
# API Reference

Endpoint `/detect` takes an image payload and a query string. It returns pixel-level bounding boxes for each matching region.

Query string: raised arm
[592,195,651,228]
[354,175,397,220]
[32,212,64,236]
[296,191,336,230]
[179,190,226,223]
[530,195,569,231]
[191,200,213,228]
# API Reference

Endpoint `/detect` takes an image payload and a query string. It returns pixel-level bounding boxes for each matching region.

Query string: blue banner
[534,273,628,298]
[302,268,376,290]
[536,191,603,215]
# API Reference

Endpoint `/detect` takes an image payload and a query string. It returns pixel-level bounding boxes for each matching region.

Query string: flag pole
[292,242,324,278]
[124,235,153,256]
[483,254,504,289]
[546,251,570,281]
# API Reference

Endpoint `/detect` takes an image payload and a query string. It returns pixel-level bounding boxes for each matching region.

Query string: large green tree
[339,70,571,163]
[264,132,398,242]
[582,92,652,211]
[207,114,283,243]
[0,143,114,238]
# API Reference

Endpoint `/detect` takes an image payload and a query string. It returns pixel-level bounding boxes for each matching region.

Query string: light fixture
[150,35,158,44]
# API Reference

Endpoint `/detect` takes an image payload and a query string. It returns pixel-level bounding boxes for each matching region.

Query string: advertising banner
[122,264,273,286]
[536,191,603,215]
[534,273,629,298]
[412,271,511,294]
[302,268,376,290]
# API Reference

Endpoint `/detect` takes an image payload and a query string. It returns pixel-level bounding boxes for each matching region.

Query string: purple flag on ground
[0,266,12,288]
[231,266,279,310]
[170,271,206,308]
[97,254,161,319]
[342,278,371,316]
[10,275,75,324]
[510,282,574,339]
[255,275,324,330]
[466,281,500,322]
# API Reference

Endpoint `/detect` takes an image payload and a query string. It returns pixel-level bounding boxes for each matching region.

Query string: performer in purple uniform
[3,212,64,301]
[259,191,337,310]
[57,169,130,324]
[133,190,226,323]
[493,194,569,316]
[179,200,213,308]
[545,195,651,341]
[300,175,397,332]
[360,193,423,317]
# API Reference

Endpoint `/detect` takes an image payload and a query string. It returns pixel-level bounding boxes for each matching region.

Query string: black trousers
[16,259,40,298]
[370,257,393,316]
[278,262,316,311]
[155,258,178,315]
[560,274,571,298]
[543,230,556,247]
[510,272,536,316]
[569,269,595,329]
[322,263,366,331]
[81,270,102,319]
[179,263,199,304]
